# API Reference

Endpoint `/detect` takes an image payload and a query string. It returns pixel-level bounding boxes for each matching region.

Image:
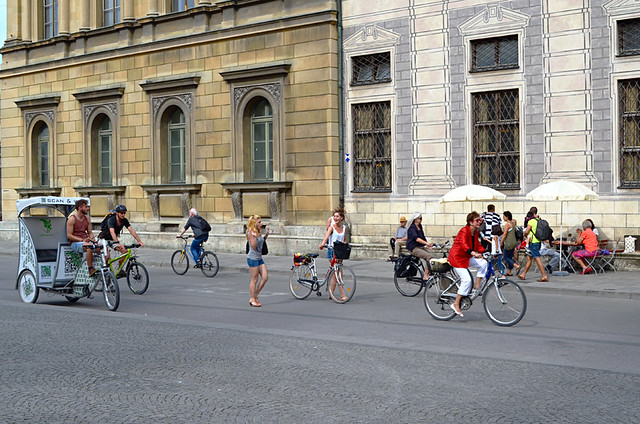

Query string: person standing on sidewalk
[247,215,269,307]
[518,207,549,282]
[176,208,210,268]
[481,204,501,250]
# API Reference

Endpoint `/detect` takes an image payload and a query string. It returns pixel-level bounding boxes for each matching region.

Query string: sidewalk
[2,239,638,300]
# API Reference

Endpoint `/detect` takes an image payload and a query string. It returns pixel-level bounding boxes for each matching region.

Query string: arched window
[103,0,121,26]
[43,0,58,39]
[166,107,186,183]
[32,123,50,187]
[251,99,273,181]
[96,116,113,185]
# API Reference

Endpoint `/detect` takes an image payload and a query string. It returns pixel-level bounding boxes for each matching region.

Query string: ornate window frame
[15,95,60,193]
[220,64,289,183]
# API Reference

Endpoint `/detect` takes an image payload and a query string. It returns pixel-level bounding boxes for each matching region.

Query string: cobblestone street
[2,300,638,423]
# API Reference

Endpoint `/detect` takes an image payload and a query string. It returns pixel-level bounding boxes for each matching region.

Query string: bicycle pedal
[316,291,322,297]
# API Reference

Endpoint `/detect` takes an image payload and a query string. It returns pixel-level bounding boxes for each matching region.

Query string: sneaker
[194,262,202,269]
[116,270,126,279]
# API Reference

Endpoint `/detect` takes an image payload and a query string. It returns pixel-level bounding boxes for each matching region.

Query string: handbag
[245,238,269,255]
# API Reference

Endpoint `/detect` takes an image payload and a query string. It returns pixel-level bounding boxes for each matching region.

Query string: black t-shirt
[101,215,130,240]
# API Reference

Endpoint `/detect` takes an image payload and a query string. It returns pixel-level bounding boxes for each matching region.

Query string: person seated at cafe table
[571,220,600,274]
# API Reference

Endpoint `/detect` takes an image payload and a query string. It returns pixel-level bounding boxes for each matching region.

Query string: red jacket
[448,224,485,268]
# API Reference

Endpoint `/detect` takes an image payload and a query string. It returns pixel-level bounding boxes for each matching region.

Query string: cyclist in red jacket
[448,211,488,317]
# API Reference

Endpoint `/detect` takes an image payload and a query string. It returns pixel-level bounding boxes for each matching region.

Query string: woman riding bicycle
[448,211,488,317]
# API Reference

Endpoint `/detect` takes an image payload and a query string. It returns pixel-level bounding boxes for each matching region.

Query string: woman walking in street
[500,211,520,276]
[247,215,269,307]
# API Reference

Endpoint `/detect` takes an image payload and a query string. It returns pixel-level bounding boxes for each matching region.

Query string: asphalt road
[2,257,639,423]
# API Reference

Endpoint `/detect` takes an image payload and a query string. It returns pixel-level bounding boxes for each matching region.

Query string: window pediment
[343,24,400,51]
[458,5,530,36]
[604,0,640,15]
[72,86,125,102]
[15,94,61,110]
[140,75,201,93]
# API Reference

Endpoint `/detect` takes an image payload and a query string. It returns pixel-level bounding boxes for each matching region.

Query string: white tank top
[329,223,345,247]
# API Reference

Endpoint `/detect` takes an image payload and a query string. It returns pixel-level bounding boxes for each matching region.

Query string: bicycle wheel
[200,251,219,278]
[393,262,424,297]
[289,265,314,300]
[102,271,120,312]
[171,249,189,275]
[127,261,149,295]
[327,265,356,304]
[483,278,527,326]
[18,270,39,304]
[423,274,456,321]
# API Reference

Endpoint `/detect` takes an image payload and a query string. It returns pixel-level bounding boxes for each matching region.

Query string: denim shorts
[70,241,85,254]
[327,248,334,259]
[247,258,265,268]
[529,242,541,258]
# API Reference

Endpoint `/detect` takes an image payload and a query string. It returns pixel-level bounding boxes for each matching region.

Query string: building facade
[1,0,341,252]
[342,0,640,246]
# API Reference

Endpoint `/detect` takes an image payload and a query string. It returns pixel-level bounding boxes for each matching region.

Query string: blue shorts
[529,242,541,258]
[247,258,265,268]
[327,248,334,259]
[70,242,85,254]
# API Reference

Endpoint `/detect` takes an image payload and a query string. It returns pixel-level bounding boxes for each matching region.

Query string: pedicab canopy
[17,196,89,216]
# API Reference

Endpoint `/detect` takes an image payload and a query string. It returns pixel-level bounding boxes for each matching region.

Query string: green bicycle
[102,241,150,295]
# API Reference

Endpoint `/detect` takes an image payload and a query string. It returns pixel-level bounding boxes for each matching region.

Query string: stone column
[13,0,28,42]
[123,0,135,21]
[58,0,69,35]
[147,0,159,16]
[79,0,90,30]
[540,0,597,189]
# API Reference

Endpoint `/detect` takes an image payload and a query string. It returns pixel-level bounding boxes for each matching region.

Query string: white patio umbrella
[525,180,599,274]
[439,184,507,203]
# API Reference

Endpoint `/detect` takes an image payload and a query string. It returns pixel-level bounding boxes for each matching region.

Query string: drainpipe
[337,0,345,208]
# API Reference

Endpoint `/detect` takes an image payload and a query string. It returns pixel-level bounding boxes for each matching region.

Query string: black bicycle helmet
[115,204,127,213]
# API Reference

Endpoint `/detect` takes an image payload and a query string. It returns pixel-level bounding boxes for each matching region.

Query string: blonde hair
[246,215,261,239]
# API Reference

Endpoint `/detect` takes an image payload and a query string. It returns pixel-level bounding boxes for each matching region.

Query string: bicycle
[101,241,150,295]
[393,242,449,297]
[171,235,219,278]
[289,243,356,304]
[423,252,527,326]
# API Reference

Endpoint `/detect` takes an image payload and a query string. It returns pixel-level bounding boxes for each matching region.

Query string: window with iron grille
[618,18,640,56]
[351,52,392,86]
[473,90,520,189]
[352,102,392,192]
[619,78,640,188]
[471,35,518,72]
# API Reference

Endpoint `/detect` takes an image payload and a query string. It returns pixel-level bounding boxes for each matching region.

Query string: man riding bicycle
[99,204,145,277]
[176,208,211,268]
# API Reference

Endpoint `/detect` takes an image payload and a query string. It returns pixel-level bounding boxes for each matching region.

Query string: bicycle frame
[437,256,500,303]
[177,237,204,263]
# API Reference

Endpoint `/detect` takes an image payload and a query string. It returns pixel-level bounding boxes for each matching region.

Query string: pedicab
[16,196,120,311]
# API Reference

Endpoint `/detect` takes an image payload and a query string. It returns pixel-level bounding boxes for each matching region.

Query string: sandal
[249,300,261,307]
[88,267,97,277]
[517,274,526,281]
[537,277,549,282]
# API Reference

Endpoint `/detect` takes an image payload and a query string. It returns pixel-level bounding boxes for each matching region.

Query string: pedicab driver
[99,205,145,276]
[66,198,98,276]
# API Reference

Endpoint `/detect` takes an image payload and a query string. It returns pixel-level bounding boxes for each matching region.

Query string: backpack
[491,223,503,236]
[100,211,116,236]
[534,218,553,241]
[197,216,211,232]
[395,255,418,278]
[515,226,524,242]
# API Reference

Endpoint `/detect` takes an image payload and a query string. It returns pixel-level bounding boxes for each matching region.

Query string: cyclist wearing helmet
[99,205,144,275]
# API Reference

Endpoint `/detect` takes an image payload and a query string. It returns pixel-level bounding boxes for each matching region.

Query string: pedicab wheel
[102,271,120,311]
[171,250,189,275]
[200,251,219,278]
[126,261,149,294]
[18,270,39,304]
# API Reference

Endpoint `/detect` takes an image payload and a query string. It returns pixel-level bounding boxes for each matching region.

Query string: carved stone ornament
[83,103,118,125]
[152,93,193,119]
[268,191,280,220]
[231,191,243,220]
[234,83,281,111]
[458,4,530,36]
[25,110,55,129]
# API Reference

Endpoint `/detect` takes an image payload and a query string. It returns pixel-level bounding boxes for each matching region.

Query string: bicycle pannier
[332,241,351,260]
[395,255,418,278]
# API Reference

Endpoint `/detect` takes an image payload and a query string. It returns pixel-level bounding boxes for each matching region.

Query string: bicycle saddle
[307,253,319,258]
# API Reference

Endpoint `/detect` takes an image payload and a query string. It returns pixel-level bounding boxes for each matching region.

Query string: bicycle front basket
[332,241,351,260]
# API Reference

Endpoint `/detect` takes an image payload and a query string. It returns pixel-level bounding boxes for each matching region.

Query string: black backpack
[395,255,418,278]
[515,226,524,242]
[197,216,211,232]
[100,211,116,236]
[534,218,553,241]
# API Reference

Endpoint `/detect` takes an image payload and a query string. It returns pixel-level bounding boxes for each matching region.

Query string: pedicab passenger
[66,198,98,276]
